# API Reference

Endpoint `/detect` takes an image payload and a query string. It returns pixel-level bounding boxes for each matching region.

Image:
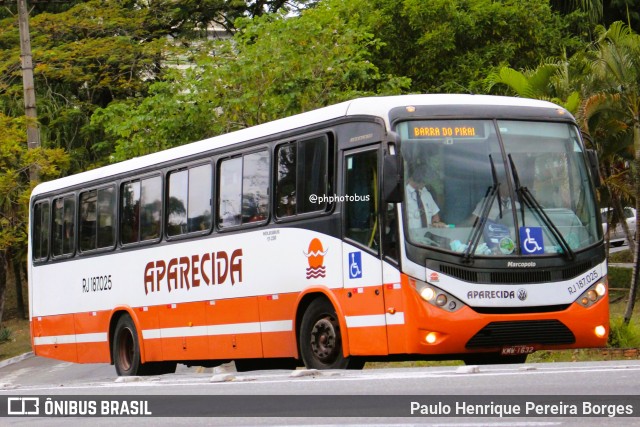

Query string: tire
[299,299,359,370]
[463,353,528,365]
[113,315,143,376]
[113,315,177,376]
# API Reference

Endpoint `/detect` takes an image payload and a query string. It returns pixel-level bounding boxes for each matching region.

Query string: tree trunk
[0,252,7,327]
[11,252,26,320]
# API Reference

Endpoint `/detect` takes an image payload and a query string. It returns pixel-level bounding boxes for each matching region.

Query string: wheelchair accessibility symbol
[519,227,544,255]
[349,252,362,279]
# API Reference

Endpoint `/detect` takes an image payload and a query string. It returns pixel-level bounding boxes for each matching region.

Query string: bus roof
[31,94,563,198]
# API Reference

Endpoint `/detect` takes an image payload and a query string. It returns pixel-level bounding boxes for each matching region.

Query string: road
[1,356,639,425]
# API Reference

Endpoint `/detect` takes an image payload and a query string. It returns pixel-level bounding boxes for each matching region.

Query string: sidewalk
[609,263,634,268]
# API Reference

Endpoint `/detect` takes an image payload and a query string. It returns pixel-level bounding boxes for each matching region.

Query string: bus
[28,94,608,375]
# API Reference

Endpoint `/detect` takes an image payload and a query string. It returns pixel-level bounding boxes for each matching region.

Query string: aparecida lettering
[467,290,515,300]
[144,248,243,294]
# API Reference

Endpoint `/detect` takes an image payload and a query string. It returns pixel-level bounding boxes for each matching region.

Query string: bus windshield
[397,119,601,257]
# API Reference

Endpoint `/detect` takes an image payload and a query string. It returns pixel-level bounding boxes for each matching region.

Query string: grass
[1,250,639,365]
[0,317,32,362]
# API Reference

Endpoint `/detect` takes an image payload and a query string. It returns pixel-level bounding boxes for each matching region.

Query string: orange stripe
[31,281,609,365]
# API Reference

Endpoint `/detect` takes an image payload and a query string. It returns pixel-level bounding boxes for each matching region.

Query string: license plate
[501,345,535,356]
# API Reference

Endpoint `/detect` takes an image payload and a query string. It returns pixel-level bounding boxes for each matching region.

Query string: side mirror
[383,154,404,203]
[586,149,602,188]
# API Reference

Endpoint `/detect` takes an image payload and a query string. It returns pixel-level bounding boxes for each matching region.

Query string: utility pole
[17,0,40,181]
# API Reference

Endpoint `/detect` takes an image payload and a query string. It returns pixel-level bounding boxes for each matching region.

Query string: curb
[0,352,34,369]
[608,263,634,268]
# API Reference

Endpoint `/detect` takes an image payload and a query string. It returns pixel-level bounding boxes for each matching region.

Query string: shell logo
[303,238,328,279]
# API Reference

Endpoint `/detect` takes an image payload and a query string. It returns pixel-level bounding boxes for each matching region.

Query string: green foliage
[0,327,12,343]
[345,0,579,94]
[95,5,411,161]
[609,249,633,263]
[607,266,632,289]
[608,316,640,347]
[0,113,69,252]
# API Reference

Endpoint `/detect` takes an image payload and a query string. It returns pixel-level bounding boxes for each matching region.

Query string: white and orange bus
[28,94,608,375]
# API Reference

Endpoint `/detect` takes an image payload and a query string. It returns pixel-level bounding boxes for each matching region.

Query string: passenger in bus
[405,166,445,229]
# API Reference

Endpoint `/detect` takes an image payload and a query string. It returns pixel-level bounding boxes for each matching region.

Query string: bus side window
[188,164,212,231]
[121,181,141,244]
[140,176,162,241]
[79,190,97,251]
[299,135,328,214]
[167,170,188,236]
[52,195,75,257]
[242,151,269,224]
[32,201,50,261]
[97,186,116,248]
[275,135,330,218]
[168,164,213,236]
[344,150,378,252]
[218,157,242,228]
[276,143,297,217]
[219,151,269,228]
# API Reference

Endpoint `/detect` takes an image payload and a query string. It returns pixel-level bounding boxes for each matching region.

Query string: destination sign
[408,121,485,139]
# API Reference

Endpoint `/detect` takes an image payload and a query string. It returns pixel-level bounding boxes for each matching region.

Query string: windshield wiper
[463,155,499,262]
[507,154,575,260]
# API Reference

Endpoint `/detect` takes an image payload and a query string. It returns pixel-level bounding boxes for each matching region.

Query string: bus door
[342,145,389,356]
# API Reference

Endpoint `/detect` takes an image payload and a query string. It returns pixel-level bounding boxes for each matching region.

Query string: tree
[93,5,410,160]
[484,56,581,114]
[344,0,579,94]
[580,92,635,255]
[0,113,68,324]
[586,22,640,323]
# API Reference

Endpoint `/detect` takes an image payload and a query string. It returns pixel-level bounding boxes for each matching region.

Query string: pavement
[0,351,33,369]
[609,263,634,268]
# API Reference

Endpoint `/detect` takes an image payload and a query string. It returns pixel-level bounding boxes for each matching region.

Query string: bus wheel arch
[109,309,177,376]
[296,293,362,370]
[109,309,142,366]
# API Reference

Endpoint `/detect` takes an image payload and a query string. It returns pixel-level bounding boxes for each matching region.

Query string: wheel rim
[310,316,339,364]
[117,327,134,372]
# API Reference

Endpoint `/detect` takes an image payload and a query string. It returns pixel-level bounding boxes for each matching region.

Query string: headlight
[412,279,463,312]
[576,280,607,308]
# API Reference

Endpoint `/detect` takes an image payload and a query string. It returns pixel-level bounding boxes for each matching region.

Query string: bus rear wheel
[300,299,361,370]
[113,315,177,376]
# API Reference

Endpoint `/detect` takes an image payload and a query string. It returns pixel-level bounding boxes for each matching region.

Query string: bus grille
[490,270,551,283]
[562,261,594,280]
[465,320,575,349]
[438,259,599,284]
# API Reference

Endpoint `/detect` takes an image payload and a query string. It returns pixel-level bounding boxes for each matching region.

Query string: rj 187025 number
[567,269,598,295]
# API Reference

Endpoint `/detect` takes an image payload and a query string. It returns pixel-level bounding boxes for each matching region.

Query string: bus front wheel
[299,299,361,370]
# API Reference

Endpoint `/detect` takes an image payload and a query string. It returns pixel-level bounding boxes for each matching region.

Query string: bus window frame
[78,184,117,255]
[341,143,382,257]
[119,173,164,249]
[50,192,77,260]
[273,131,336,223]
[215,146,271,233]
[31,198,51,264]
[165,160,214,241]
